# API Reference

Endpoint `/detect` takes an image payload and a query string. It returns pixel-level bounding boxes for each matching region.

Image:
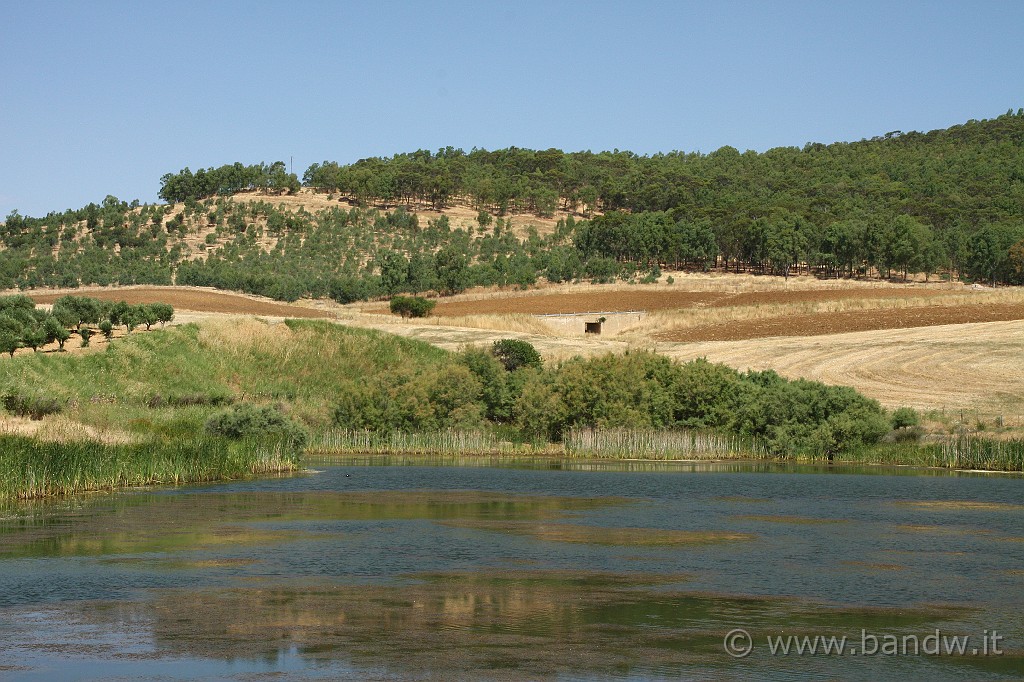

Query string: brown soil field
[655,302,1024,342]
[423,287,962,317]
[27,287,333,319]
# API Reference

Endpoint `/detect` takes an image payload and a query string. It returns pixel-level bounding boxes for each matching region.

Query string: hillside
[2,112,1023,304]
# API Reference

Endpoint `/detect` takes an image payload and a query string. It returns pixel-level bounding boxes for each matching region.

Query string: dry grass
[0,415,136,444]
[410,313,556,335]
[195,316,297,355]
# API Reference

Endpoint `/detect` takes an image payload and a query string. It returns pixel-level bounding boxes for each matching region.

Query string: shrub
[389,295,436,318]
[889,425,925,443]
[162,393,234,407]
[205,403,308,447]
[2,394,64,420]
[332,366,486,433]
[492,339,542,372]
[79,327,92,347]
[891,407,920,429]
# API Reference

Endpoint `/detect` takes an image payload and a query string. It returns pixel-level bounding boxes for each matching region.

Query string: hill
[2,111,1023,303]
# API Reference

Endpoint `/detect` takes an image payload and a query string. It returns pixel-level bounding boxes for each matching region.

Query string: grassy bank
[0,434,300,501]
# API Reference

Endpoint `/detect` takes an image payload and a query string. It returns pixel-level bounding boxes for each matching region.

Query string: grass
[0,434,300,501]
[0,318,451,429]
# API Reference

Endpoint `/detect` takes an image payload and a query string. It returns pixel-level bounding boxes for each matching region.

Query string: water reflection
[0,463,1021,680]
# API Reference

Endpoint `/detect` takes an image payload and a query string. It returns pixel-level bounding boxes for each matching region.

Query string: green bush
[512,352,890,454]
[891,407,920,429]
[205,403,308,447]
[333,365,485,433]
[2,394,64,420]
[491,339,542,372]
[389,295,436,318]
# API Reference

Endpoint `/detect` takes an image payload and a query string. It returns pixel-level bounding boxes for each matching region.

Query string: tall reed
[0,434,301,500]
[563,427,767,460]
[835,436,1024,471]
[306,429,520,456]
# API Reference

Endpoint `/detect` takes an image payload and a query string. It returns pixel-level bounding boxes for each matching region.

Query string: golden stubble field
[14,275,1024,420]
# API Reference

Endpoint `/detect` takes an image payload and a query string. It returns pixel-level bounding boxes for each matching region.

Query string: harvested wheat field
[659,320,1024,414]
[423,286,965,317]
[655,302,1024,342]
[28,286,332,319]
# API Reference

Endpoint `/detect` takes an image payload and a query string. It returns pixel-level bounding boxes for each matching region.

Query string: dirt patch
[656,303,1024,342]
[27,287,333,319]
[421,287,959,317]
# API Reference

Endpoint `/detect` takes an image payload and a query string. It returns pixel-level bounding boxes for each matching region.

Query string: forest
[2,111,1023,302]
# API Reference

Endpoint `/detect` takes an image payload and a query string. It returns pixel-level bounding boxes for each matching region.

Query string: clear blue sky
[2,0,1022,217]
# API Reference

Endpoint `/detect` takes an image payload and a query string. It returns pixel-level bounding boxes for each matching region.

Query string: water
[0,460,1021,680]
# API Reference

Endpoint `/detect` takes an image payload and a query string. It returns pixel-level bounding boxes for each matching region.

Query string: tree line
[0,295,173,357]
[158,162,300,203]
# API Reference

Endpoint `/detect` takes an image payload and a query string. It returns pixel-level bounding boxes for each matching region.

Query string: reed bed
[563,427,767,460]
[308,427,1024,472]
[836,437,1024,472]
[0,435,301,500]
[306,429,522,456]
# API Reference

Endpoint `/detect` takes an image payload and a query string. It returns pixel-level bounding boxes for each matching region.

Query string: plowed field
[656,303,1024,342]
[29,287,332,319]
[426,287,959,316]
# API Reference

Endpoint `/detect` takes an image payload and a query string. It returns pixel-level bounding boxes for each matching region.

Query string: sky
[2,0,1022,217]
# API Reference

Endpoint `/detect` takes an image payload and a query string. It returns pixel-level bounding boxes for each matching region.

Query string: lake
[0,459,1021,680]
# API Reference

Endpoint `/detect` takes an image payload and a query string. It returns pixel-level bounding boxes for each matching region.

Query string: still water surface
[0,459,1021,680]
